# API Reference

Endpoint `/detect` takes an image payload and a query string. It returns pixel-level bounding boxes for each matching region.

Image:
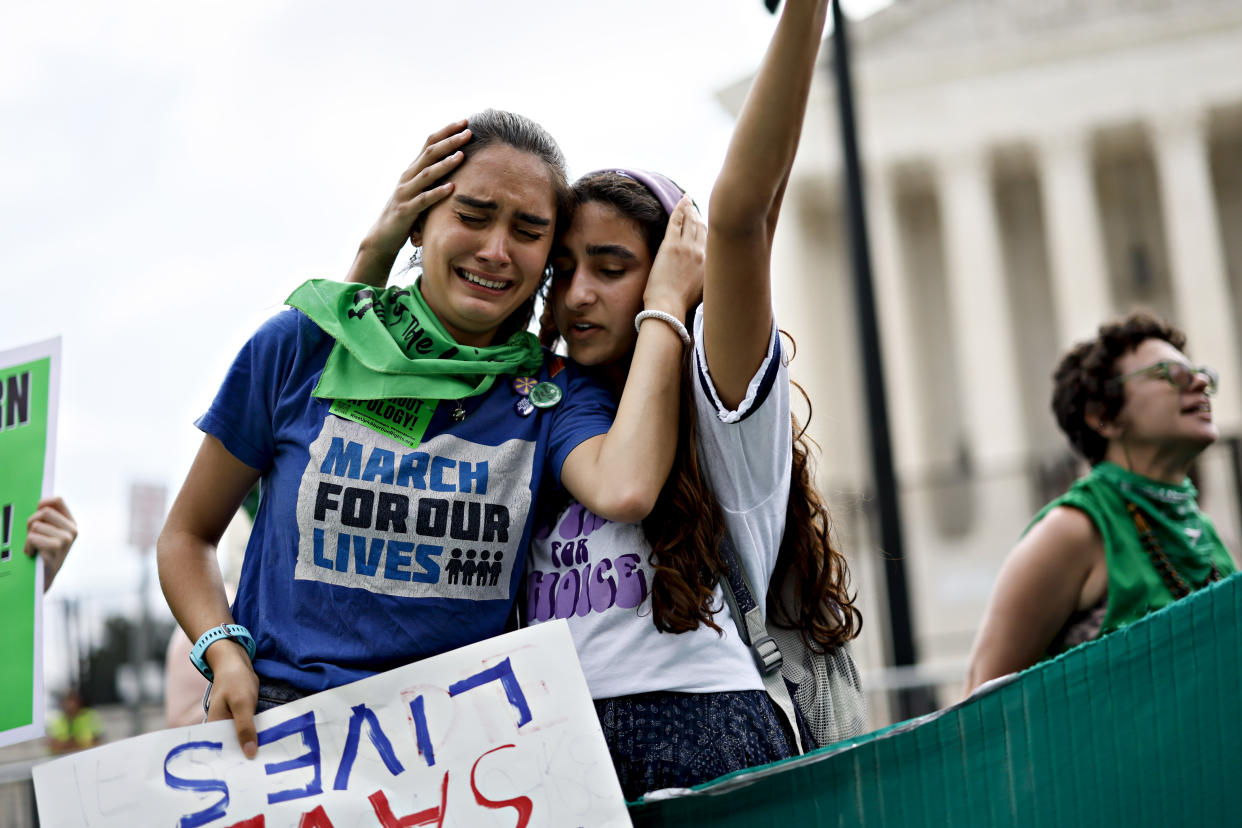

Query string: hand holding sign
[24,496,77,592]
[204,642,261,759]
[33,622,630,828]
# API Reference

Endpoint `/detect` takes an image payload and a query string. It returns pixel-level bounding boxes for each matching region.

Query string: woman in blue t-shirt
[157,109,701,759]
[349,1,864,800]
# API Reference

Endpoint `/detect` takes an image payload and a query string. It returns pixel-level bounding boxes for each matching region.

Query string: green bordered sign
[330,397,437,449]
[0,337,59,748]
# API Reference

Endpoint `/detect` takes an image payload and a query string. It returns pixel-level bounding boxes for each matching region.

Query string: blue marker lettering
[257,711,323,805]
[163,741,228,828]
[333,704,404,790]
[449,658,532,728]
[408,695,435,767]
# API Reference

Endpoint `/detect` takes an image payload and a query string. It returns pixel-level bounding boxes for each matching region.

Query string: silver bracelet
[634,310,691,346]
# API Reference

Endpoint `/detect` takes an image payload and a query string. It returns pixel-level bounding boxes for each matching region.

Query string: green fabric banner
[631,571,1242,827]
[0,338,58,747]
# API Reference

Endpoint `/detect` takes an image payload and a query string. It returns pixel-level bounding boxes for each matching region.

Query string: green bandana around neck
[1091,460,1209,555]
[1062,461,1234,633]
[286,279,543,401]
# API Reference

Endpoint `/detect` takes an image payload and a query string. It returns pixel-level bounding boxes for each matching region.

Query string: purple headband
[588,168,685,217]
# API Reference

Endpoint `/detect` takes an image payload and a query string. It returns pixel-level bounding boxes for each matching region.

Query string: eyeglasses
[1113,360,1219,396]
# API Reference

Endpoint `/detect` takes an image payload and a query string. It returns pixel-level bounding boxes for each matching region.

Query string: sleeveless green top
[1028,461,1236,637]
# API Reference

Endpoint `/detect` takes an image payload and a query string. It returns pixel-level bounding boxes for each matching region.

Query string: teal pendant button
[528,382,562,409]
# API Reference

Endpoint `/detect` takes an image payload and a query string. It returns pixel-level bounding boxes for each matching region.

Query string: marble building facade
[725,0,1242,716]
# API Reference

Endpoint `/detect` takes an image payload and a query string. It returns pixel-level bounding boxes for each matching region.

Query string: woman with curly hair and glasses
[964,312,1237,695]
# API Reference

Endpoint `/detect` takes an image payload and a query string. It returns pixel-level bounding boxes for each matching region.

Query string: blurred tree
[77,614,175,705]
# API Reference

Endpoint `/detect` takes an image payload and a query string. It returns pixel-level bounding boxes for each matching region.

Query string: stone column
[1151,111,1242,433]
[865,162,926,473]
[934,147,1027,468]
[1036,129,1113,349]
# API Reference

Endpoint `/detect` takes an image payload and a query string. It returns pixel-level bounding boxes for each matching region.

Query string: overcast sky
[1,0,888,665]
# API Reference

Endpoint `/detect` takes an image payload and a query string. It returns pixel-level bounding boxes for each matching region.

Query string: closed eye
[457,212,486,225]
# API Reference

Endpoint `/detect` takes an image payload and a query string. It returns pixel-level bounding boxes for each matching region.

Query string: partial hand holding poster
[33,621,632,828]
[0,337,60,748]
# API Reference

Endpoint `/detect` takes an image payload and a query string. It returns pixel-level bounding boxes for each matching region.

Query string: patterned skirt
[592,688,810,801]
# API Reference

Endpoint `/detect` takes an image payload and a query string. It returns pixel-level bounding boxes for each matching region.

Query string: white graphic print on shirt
[294,416,534,600]
[526,501,650,621]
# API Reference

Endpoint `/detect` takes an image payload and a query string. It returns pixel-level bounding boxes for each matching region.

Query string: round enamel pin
[515,397,535,417]
[512,376,537,396]
[528,381,562,409]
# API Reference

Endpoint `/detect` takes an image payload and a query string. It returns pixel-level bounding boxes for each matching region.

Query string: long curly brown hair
[540,171,861,651]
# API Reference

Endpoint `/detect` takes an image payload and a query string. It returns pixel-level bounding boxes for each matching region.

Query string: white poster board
[34,622,631,828]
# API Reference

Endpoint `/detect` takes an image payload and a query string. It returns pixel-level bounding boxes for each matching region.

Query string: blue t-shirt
[197,308,615,693]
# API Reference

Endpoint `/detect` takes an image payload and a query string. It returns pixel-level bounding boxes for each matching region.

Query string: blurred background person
[964,313,1237,694]
[46,689,101,754]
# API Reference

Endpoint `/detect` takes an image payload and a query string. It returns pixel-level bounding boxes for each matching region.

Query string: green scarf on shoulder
[286,279,543,401]
[1033,461,1235,635]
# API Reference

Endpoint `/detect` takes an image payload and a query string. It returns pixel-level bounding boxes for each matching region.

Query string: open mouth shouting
[1182,398,1212,420]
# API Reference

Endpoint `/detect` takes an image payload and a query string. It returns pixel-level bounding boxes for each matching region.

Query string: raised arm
[704,0,829,407]
[561,197,705,522]
[157,435,262,756]
[962,506,1108,696]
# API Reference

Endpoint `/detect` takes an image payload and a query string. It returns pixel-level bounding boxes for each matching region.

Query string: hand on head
[643,196,706,319]
[26,496,77,592]
[348,120,472,287]
[347,111,569,350]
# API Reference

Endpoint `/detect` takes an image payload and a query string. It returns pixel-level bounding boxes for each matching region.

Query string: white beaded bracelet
[634,310,691,346]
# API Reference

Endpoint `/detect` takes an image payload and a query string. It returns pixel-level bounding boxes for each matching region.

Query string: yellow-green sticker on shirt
[329,397,438,449]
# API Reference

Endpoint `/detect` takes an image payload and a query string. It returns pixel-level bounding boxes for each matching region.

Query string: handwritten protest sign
[33,621,631,828]
[0,337,60,748]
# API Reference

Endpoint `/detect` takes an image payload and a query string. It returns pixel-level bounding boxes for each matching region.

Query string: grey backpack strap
[718,534,805,755]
